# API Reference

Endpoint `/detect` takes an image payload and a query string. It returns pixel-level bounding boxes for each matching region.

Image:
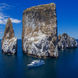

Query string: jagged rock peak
[2,18,17,55]
[6,18,14,35]
[22,3,58,58]
[3,18,14,40]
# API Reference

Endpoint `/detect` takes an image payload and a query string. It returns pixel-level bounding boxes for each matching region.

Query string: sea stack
[22,3,58,57]
[58,33,78,50]
[2,18,17,55]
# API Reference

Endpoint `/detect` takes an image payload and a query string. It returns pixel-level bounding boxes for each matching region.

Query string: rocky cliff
[22,3,58,57]
[58,33,78,50]
[2,18,17,55]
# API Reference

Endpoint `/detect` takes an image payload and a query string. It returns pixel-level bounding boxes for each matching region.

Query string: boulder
[22,3,58,57]
[58,33,78,50]
[2,18,17,55]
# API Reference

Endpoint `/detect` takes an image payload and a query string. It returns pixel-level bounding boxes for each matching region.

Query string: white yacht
[27,60,45,68]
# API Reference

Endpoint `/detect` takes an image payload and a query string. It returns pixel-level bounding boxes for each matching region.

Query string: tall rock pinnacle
[2,18,17,55]
[3,18,14,40]
[22,3,58,58]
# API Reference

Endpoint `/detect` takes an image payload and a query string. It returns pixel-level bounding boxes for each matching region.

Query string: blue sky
[0,0,78,39]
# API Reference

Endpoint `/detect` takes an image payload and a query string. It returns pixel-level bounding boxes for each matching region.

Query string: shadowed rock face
[2,18,17,55]
[22,3,58,58]
[58,33,78,50]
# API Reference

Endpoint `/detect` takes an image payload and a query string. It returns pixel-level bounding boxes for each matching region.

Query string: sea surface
[0,39,78,78]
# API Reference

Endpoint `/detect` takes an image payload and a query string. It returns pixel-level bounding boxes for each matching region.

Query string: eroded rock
[2,18,17,55]
[22,3,58,57]
[58,33,78,50]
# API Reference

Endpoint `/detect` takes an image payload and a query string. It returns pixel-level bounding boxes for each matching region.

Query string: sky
[0,0,78,39]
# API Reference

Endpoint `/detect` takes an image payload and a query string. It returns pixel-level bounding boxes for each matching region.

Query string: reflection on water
[0,40,78,78]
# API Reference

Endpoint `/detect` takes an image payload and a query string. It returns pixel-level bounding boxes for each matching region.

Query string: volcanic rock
[22,3,58,57]
[2,18,17,55]
[58,33,78,50]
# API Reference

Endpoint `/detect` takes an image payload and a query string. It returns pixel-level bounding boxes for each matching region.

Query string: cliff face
[22,3,58,57]
[2,18,17,55]
[58,33,78,50]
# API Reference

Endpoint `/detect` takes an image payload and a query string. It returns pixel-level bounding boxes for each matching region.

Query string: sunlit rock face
[58,33,78,50]
[22,3,58,57]
[2,18,17,55]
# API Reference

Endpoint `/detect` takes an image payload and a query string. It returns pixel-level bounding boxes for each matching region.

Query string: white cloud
[10,18,21,23]
[0,3,11,11]
[0,15,21,24]
[0,19,5,24]
[0,3,21,24]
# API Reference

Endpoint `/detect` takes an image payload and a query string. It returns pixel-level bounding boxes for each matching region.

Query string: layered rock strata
[22,3,58,57]
[58,33,78,50]
[2,18,17,55]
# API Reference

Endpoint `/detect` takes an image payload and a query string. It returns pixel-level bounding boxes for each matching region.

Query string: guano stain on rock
[22,3,58,58]
[58,33,78,50]
[2,18,17,55]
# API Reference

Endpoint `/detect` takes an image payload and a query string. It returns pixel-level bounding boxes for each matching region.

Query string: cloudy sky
[0,0,78,39]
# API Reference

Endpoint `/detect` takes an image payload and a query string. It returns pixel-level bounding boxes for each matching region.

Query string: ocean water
[0,39,78,78]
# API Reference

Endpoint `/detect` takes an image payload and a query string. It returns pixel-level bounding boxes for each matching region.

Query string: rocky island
[2,18,17,55]
[1,3,77,57]
[58,33,78,50]
[22,3,58,57]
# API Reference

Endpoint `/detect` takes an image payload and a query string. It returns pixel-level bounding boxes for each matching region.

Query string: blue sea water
[0,39,78,78]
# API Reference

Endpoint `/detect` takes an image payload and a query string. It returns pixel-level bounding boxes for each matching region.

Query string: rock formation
[2,18,17,55]
[22,3,58,57]
[58,33,78,50]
